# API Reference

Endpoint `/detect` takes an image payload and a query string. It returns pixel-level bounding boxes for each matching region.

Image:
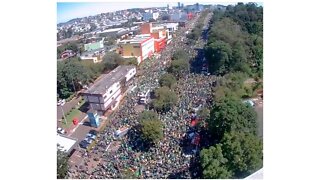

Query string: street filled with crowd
[67,12,216,179]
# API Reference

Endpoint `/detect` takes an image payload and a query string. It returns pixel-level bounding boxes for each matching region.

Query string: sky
[57,1,263,24]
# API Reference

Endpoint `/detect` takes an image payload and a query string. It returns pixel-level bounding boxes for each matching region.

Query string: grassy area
[76,98,85,108]
[61,108,81,129]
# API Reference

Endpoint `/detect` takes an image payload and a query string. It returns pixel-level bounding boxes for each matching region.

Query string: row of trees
[168,49,190,78]
[204,3,263,79]
[186,10,209,45]
[57,52,137,99]
[151,48,191,112]
[201,91,263,179]
[200,3,263,179]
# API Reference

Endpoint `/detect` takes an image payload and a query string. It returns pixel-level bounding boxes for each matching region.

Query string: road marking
[68,115,88,137]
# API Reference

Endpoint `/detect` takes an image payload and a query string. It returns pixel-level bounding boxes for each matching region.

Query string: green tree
[103,52,125,70]
[57,145,69,179]
[139,110,163,143]
[197,107,210,120]
[172,49,189,61]
[159,73,177,89]
[168,59,189,78]
[207,95,257,140]
[205,40,232,75]
[220,131,263,178]
[139,110,158,122]
[200,144,233,179]
[153,86,178,112]
[123,57,138,66]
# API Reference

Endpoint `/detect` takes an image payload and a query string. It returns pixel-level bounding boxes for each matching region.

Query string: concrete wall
[141,37,154,60]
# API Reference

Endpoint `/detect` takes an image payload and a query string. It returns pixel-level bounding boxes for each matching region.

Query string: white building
[81,66,136,112]
[57,134,77,153]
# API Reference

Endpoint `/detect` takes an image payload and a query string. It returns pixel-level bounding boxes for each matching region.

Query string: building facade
[140,23,168,53]
[118,34,154,64]
[84,39,104,51]
[81,66,136,113]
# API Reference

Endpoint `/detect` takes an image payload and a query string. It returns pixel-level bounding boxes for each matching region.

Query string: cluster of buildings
[116,22,178,64]
[57,2,209,41]
[57,3,212,63]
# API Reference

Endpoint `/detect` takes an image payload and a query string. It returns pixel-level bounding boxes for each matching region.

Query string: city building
[171,11,189,22]
[81,65,136,113]
[117,34,154,64]
[84,38,104,51]
[57,134,77,154]
[97,27,124,37]
[80,56,103,63]
[140,23,167,52]
[80,48,105,63]
[143,11,160,21]
[154,22,179,44]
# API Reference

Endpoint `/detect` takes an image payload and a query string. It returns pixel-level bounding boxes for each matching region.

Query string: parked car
[89,130,98,136]
[84,137,93,144]
[86,133,97,140]
[57,127,65,134]
[57,99,66,106]
[79,140,90,149]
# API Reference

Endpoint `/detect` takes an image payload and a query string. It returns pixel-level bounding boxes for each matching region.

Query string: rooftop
[83,65,136,95]
[98,28,124,34]
[57,134,77,153]
[118,34,152,44]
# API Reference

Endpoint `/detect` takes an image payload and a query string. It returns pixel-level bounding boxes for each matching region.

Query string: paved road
[57,96,82,120]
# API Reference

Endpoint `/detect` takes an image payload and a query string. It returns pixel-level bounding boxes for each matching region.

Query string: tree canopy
[201,3,263,178]
[220,131,263,178]
[205,3,263,78]
[57,145,69,179]
[153,86,178,112]
[139,110,158,122]
[139,110,163,143]
[207,95,257,141]
[200,144,233,179]
[171,49,189,61]
[168,59,189,78]
[200,132,263,179]
[159,73,177,89]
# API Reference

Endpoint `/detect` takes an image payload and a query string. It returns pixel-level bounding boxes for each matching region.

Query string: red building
[187,13,194,20]
[154,38,166,52]
[140,23,168,53]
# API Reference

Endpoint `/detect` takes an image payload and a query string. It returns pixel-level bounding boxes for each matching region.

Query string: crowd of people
[67,12,215,179]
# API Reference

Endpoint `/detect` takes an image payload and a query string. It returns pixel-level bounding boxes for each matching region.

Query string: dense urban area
[57,2,263,179]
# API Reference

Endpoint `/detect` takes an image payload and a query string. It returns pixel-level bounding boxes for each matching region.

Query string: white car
[57,127,65,134]
[57,99,66,106]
